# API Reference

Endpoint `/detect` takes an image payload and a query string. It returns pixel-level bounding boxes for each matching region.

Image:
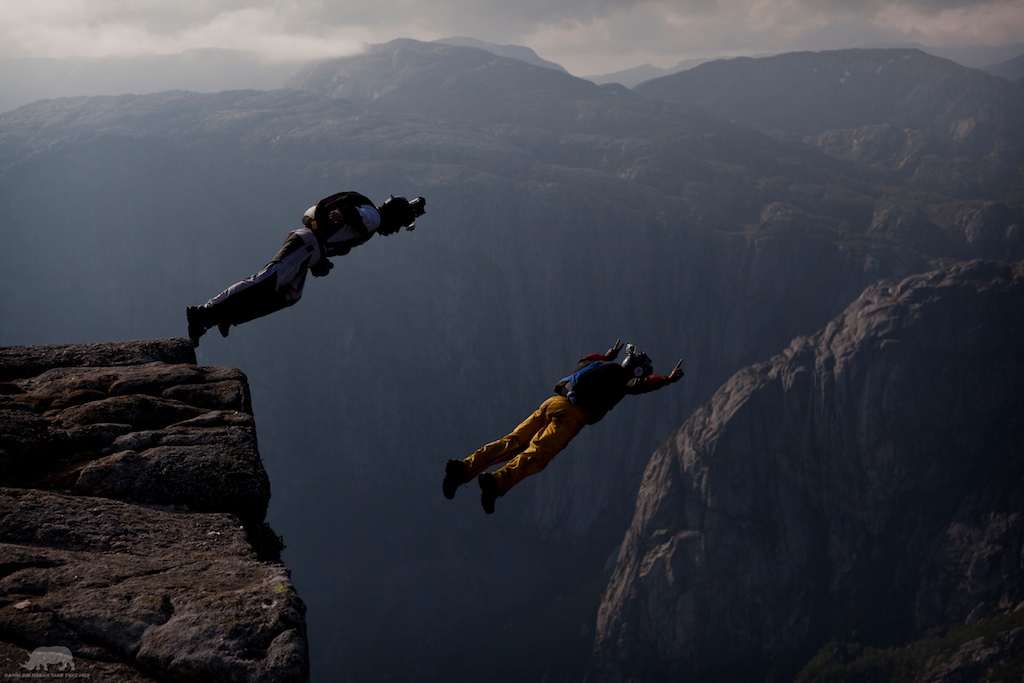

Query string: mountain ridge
[633,48,1024,198]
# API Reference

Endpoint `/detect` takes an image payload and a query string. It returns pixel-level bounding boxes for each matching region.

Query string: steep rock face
[0,339,308,682]
[593,260,1024,682]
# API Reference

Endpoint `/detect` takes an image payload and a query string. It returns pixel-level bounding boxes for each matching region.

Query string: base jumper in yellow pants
[443,340,684,513]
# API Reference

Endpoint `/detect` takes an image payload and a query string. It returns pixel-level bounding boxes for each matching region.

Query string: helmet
[378,195,426,235]
[621,343,653,378]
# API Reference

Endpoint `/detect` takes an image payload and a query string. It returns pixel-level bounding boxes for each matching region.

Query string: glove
[668,359,685,383]
[604,339,624,360]
[310,259,334,277]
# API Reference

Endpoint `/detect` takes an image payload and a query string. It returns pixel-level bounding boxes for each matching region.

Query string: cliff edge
[0,339,309,681]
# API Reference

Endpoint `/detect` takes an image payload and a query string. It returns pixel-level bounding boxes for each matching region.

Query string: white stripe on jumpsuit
[203,227,322,308]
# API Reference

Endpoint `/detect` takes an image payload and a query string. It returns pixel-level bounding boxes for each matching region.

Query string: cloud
[523,0,1024,73]
[873,1,1024,46]
[0,0,1021,72]
[0,0,374,61]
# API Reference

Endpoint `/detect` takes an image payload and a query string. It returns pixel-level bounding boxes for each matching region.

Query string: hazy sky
[2,0,1023,75]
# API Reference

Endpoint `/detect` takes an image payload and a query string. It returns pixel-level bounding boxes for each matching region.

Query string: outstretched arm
[579,339,625,364]
[667,358,684,383]
[629,357,684,394]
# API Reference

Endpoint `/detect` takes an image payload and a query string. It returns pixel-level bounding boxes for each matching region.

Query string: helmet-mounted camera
[622,343,654,378]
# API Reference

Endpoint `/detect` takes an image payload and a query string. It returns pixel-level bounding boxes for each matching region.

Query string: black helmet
[378,195,426,235]
[621,343,653,378]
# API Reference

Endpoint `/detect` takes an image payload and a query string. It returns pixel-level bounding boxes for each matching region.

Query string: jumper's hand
[329,209,345,224]
[604,339,624,360]
[668,359,685,383]
[311,259,334,277]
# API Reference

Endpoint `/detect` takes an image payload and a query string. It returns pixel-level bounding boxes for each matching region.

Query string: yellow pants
[463,396,590,495]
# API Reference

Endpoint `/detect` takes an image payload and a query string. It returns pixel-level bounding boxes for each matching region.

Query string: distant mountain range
[587,41,1024,87]
[0,48,302,114]
[986,50,1024,81]
[1,37,1021,683]
[584,57,710,88]
[2,40,1021,113]
[634,48,1024,198]
[435,36,567,73]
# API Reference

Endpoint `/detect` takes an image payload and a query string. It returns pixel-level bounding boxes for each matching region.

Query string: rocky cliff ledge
[594,260,1024,682]
[0,339,308,681]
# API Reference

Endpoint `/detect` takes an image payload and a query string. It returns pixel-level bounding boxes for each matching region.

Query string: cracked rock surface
[0,339,308,682]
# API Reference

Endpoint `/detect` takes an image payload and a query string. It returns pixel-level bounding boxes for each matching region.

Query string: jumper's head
[621,343,653,378]
[378,195,426,235]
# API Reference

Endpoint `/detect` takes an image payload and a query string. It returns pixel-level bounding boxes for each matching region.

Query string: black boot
[442,459,469,500]
[479,473,502,514]
[186,307,211,347]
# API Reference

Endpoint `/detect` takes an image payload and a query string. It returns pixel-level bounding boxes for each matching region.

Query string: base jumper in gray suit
[187,192,424,346]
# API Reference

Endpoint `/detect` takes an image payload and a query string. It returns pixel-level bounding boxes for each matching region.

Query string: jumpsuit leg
[197,229,321,328]
[199,263,291,327]
[462,403,549,480]
[489,396,589,495]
